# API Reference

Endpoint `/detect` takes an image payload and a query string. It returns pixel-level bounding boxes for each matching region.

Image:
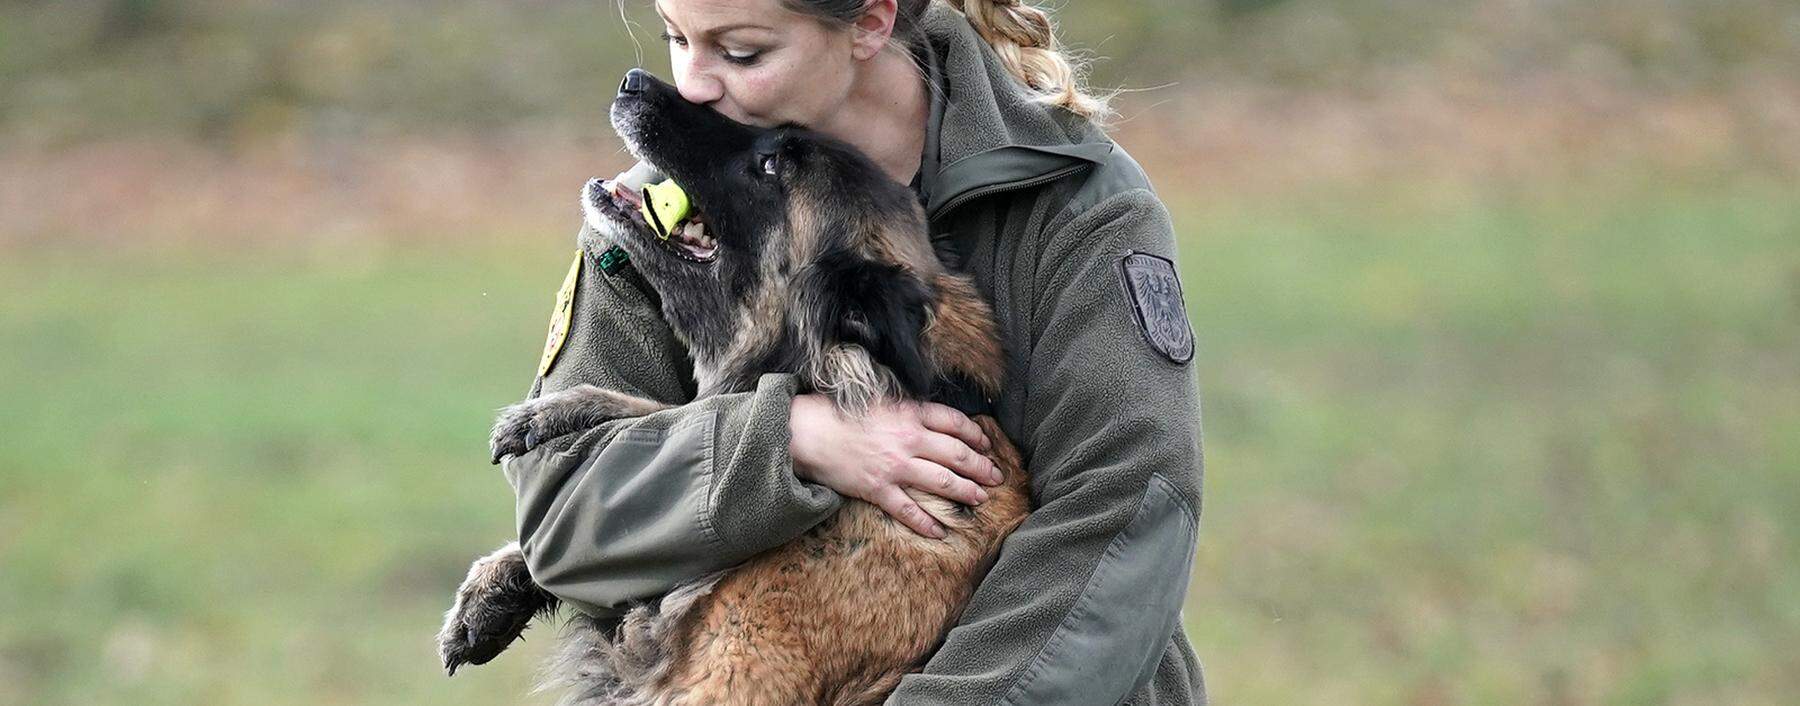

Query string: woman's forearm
[505,374,842,617]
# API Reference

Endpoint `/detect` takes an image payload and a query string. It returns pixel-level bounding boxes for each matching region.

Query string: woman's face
[655,0,859,129]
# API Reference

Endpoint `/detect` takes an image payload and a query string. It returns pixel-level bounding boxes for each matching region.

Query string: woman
[503,0,1205,703]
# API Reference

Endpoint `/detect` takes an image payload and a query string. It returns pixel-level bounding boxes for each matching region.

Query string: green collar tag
[597,246,631,275]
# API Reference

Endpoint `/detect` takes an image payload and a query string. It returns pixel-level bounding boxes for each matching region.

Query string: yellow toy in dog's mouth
[602,178,718,261]
[639,180,690,238]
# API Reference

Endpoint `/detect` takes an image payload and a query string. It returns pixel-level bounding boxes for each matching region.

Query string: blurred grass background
[2,1,1798,704]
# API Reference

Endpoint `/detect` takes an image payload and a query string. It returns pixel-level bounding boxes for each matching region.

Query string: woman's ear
[851,0,899,61]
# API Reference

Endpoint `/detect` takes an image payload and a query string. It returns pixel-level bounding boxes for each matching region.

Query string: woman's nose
[673,57,725,105]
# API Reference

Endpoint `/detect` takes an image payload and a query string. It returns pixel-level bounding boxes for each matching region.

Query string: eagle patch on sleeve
[1118,251,1195,364]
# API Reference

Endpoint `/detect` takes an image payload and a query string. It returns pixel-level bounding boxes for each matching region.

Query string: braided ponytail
[943,0,1110,122]
[783,0,1112,123]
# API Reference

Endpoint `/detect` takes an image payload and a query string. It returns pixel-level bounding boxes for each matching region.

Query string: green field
[3,172,1797,704]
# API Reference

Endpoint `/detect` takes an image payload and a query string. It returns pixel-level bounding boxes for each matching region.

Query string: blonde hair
[783,0,1112,123]
[940,0,1110,122]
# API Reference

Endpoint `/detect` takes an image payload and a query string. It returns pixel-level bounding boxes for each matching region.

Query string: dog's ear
[794,248,936,413]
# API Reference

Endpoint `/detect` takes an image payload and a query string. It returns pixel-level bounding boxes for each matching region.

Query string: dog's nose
[619,69,648,96]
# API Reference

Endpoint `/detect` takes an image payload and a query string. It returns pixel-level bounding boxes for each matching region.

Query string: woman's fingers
[873,485,946,539]
[904,458,989,507]
[791,395,998,539]
[915,428,1003,487]
[917,402,991,452]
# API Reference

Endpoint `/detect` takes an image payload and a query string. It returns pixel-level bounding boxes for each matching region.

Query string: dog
[437,69,1031,705]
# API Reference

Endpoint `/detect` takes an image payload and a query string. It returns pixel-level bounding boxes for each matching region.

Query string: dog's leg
[438,542,559,675]
[489,385,673,462]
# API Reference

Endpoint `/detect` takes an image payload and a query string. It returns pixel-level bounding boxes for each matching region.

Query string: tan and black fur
[439,69,1030,705]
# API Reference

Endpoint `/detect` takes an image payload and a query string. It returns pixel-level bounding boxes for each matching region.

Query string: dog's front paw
[438,543,554,676]
[489,400,546,464]
[490,386,670,463]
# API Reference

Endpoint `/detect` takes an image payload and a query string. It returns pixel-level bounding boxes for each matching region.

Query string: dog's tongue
[605,180,643,207]
[612,161,665,191]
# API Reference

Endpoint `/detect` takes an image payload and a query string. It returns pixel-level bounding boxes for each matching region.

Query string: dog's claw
[438,610,534,677]
[488,402,538,464]
[488,437,519,465]
[438,543,552,678]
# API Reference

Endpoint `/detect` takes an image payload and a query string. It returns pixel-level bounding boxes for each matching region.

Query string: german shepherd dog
[437,69,1031,705]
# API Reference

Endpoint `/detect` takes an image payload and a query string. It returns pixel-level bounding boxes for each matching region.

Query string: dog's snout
[619,69,648,96]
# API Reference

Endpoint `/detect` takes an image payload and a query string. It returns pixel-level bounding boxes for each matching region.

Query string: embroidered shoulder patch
[537,250,583,379]
[1118,252,1194,364]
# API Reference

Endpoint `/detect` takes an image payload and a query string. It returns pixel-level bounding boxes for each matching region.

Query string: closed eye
[723,47,762,66]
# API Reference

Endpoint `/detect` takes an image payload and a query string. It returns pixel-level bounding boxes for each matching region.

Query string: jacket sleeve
[886,189,1203,705]
[501,225,842,618]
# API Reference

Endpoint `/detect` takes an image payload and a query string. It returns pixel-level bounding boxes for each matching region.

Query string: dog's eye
[760,154,779,176]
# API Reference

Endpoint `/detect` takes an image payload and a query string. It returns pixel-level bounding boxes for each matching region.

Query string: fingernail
[976,489,989,504]
[933,525,947,539]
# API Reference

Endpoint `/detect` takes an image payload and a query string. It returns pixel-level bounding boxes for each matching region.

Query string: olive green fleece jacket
[500,5,1205,704]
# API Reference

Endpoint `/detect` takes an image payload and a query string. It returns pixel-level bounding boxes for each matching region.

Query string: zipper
[928,162,1091,222]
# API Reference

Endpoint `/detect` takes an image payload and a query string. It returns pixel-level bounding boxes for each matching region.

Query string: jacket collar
[914,3,1113,220]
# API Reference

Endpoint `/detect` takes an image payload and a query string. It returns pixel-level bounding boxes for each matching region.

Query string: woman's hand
[789,393,1003,538]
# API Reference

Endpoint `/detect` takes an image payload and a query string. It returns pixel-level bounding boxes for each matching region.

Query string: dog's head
[583,69,997,411]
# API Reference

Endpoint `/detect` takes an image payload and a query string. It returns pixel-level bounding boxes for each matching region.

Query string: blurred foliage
[3,170,1796,705]
[2,0,1799,146]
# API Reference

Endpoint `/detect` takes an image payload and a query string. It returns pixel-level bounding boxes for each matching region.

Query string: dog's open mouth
[585,178,718,263]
